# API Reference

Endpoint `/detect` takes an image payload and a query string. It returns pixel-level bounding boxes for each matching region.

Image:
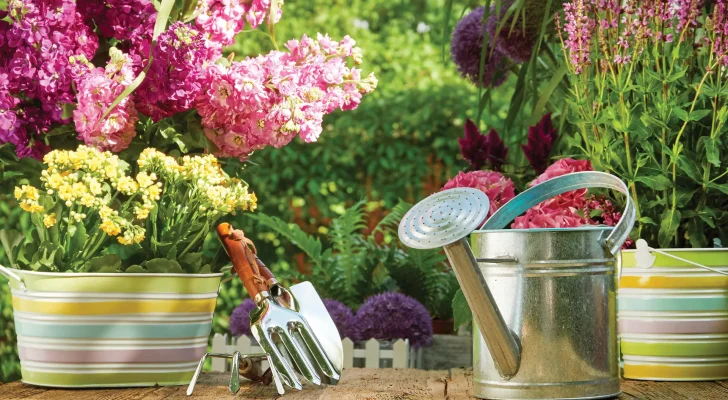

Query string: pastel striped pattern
[618,249,728,380]
[8,270,222,388]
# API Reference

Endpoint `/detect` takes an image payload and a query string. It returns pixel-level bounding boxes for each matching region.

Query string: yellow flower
[43,213,57,228]
[116,176,138,194]
[20,202,44,213]
[100,219,122,236]
[14,186,22,200]
[99,205,115,219]
[87,178,102,195]
[136,171,156,188]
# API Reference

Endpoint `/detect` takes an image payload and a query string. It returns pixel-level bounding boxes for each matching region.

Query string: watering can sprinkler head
[398,188,522,378]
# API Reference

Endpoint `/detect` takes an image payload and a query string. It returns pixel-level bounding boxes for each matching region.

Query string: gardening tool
[216,223,341,393]
[186,352,284,396]
[399,171,636,399]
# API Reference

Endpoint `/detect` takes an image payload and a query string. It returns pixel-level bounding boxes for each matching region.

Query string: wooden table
[1,369,727,399]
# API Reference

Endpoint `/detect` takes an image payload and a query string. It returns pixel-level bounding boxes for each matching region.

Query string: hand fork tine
[253,325,303,391]
[278,325,322,385]
[295,320,341,382]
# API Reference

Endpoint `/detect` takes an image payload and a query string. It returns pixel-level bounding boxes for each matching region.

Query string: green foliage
[558,4,728,248]
[250,200,458,319]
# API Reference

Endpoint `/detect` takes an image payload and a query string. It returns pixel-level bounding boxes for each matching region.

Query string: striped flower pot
[618,248,728,381]
[5,270,222,388]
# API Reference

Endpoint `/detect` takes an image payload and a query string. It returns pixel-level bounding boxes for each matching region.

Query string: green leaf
[68,223,87,259]
[248,213,326,268]
[676,155,702,183]
[704,137,720,167]
[0,229,24,267]
[82,255,122,273]
[144,258,184,273]
[441,0,454,62]
[61,103,76,119]
[125,265,148,273]
[707,182,728,195]
[452,289,472,329]
[106,242,142,261]
[658,210,681,248]
[179,252,203,273]
[690,109,712,121]
[687,218,707,248]
[672,107,689,122]
[638,216,657,226]
[529,64,567,126]
[634,175,672,190]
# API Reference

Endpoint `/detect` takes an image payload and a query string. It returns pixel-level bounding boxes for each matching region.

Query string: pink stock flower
[72,49,139,152]
[135,22,221,121]
[560,0,595,74]
[196,34,377,160]
[196,0,284,48]
[442,170,516,217]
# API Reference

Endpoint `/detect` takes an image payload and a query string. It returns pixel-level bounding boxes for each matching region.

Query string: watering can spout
[444,239,522,378]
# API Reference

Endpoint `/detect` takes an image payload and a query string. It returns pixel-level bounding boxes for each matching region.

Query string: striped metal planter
[6,270,222,387]
[618,248,728,381]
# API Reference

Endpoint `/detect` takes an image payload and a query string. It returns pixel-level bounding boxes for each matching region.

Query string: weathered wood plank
[1,370,727,399]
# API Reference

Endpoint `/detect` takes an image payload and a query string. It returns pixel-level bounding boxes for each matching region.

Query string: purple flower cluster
[713,0,728,66]
[323,299,355,339]
[0,0,98,158]
[522,113,558,174]
[229,298,257,337]
[195,0,283,49]
[560,0,595,74]
[676,0,703,31]
[196,34,377,160]
[352,292,433,348]
[450,7,508,88]
[458,119,508,171]
[485,0,534,63]
[135,22,221,121]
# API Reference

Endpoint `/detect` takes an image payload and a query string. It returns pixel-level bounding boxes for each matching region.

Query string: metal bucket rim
[8,269,224,279]
[621,248,727,253]
[473,225,614,234]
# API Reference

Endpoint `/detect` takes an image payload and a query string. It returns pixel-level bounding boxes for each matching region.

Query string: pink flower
[196,0,284,48]
[512,158,593,229]
[72,49,138,152]
[442,170,516,217]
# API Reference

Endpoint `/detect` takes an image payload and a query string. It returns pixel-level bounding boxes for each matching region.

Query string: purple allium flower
[353,292,433,348]
[451,7,509,87]
[560,0,595,74]
[458,119,508,171]
[522,113,558,174]
[485,0,534,63]
[323,299,355,339]
[229,298,257,337]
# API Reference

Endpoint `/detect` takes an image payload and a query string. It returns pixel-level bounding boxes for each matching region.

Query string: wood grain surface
[1,369,726,399]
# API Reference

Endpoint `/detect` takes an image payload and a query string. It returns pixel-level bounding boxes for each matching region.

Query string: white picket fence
[209,333,416,372]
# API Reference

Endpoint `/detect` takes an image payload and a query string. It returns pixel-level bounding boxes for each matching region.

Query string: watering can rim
[473,225,615,234]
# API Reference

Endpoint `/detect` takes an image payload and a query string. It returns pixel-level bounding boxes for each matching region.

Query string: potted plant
[0,0,376,387]
[557,0,728,380]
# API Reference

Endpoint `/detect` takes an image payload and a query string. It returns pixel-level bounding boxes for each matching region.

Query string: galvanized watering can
[399,172,636,399]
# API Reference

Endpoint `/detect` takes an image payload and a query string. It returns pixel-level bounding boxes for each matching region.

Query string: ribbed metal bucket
[471,227,620,399]
[5,270,221,387]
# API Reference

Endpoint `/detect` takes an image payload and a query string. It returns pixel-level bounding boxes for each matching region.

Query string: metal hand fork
[217,223,340,392]
[186,352,285,396]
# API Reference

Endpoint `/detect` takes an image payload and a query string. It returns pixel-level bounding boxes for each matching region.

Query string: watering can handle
[0,264,26,291]
[481,171,636,255]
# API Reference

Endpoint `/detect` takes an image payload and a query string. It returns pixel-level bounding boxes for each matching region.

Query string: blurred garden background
[0,0,569,381]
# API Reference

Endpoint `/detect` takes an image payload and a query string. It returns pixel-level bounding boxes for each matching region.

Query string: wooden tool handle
[255,257,279,287]
[216,223,266,298]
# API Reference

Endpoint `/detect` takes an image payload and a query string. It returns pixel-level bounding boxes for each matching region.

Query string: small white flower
[353,18,370,30]
[417,22,431,34]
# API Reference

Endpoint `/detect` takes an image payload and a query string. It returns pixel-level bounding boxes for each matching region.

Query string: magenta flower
[676,0,703,32]
[196,0,284,49]
[451,7,509,87]
[458,119,508,171]
[713,0,728,66]
[135,22,221,121]
[442,170,516,217]
[522,113,558,174]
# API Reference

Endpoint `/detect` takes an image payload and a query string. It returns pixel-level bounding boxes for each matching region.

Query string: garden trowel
[217,223,342,392]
